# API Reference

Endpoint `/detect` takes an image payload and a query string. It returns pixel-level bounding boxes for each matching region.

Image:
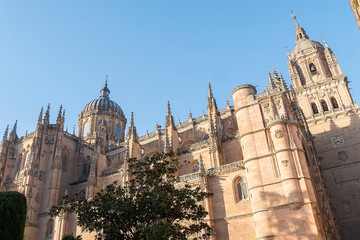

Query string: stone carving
[337,151,348,161]
[281,159,289,167]
[331,135,345,147]
[275,130,283,138]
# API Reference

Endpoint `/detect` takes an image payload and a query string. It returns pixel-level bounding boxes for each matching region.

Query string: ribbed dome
[291,39,324,59]
[82,81,124,116]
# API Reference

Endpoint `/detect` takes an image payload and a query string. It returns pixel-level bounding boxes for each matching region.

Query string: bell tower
[289,15,360,239]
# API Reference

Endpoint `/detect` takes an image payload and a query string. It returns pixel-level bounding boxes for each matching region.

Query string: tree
[0,191,27,240]
[50,152,212,240]
[62,234,82,240]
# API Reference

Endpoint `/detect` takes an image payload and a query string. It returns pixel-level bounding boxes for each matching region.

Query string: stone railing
[177,172,202,182]
[207,160,244,176]
[176,140,209,155]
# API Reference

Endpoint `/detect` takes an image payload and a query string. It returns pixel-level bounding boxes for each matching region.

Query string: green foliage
[50,152,212,240]
[62,234,82,240]
[0,191,27,240]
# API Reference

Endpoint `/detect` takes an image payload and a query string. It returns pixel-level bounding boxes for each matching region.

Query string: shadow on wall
[260,189,320,239]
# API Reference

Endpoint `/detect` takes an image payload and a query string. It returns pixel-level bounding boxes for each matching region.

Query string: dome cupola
[78,77,127,145]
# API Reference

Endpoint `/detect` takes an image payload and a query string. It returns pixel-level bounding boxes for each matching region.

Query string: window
[311,103,319,114]
[331,97,339,109]
[192,161,200,173]
[234,178,248,203]
[17,154,23,172]
[309,63,317,75]
[115,124,121,139]
[24,151,31,168]
[82,163,90,177]
[83,122,90,137]
[61,150,68,171]
[321,100,329,111]
[47,219,54,237]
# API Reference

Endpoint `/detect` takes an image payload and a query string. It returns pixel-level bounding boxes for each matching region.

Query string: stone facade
[350,0,360,29]
[1,16,358,240]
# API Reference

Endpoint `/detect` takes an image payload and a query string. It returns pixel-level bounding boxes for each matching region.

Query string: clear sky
[0,1,359,137]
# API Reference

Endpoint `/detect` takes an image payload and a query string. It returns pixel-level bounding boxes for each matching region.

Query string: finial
[43,103,50,125]
[130,112,134,126]
[291,10,299,28]
[178,118,181,125]
[57,105,63,123]
[208,83,213,97]
[105,75,108,86]
[202,110,205,119]
[37,107,43,124]
[226,99,230,109]
[100,76,110,98]
[167,101,171,115]
[25,130,28,136]
[72,125,76,135]
[189,109,193,119]
[199,154,205,173]
[146,129,149,137]
[285,47,291,60]
[321,35,329,48]
[156,121,159,130]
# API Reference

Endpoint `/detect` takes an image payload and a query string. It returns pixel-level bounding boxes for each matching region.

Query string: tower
[289,15,360,238]
[78,77,127,146]
[349,0,360,29]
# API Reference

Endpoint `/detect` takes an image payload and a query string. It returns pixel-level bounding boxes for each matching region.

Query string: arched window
[99,119,107,126]
[47,219,54,237]
[309,63,317,75]
[299,33,303,39]
[234,178,248,203]
[300,78,306,86]
[331,97,339,109]
[83,122,90,137]
[61,149,68,171]
[16,154,23,172]
[82,163,90,177]
[321,100,329,112]
[24,151,31,168]
[311,103,319,114]
[192,161,200,173]
[115,124,121,139]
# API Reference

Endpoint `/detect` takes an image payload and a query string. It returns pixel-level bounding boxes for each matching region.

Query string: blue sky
[0,1,359,137]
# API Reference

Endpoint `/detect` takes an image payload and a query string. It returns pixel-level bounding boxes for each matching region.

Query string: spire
[43,104,50,125]
[127,112,137,138]
[100,75,110,98]
[226,99,230,109]
[208,83,213,98]
[56,105,63,124]
[268,72,274,89]
[9,120,18,141]
[291,10,300,28]
[2,125,9,143]
[165,101,175,128]
[207,83,218,113]
[291,11,309,42]
[286,48,291,60]
[37,107,43,125]
[167,100,171,116]
[322,35,329,48]
[280,73,288,90]
[62,109,65,123]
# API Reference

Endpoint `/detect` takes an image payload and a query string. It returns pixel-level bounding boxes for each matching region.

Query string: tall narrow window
[83,122,90,137]
[234,178,248,203]
[17,154,23,172]
[47,219,54,237]
[321,100,329,111]
[61,149,68,171]
[309,63,317,75]
[115,124,121,139]
[331,97,339,109]
[24,151,31,168]
[311,103,319,114]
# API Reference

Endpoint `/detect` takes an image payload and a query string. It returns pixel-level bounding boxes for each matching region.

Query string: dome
[291,39,324,59]
[81,81,124,116]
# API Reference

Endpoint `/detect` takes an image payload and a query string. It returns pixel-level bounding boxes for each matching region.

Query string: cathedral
[1,15,359,240]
